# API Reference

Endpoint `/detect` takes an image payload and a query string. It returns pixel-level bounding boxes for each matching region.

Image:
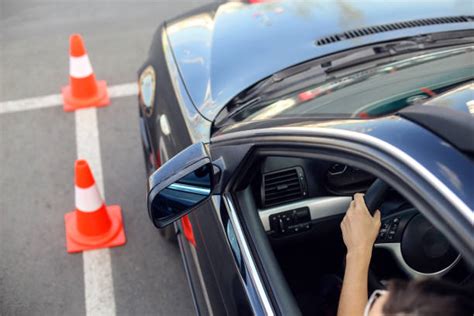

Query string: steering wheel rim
[363,179,390,216]
[363,179,461,285]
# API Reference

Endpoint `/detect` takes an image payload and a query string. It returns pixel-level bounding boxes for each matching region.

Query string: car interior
[230,153,473,315]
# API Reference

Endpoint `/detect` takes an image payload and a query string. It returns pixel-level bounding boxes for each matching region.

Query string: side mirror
[147,143,214,228]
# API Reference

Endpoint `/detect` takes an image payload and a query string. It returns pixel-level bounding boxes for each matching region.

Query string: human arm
[337,193,381,316]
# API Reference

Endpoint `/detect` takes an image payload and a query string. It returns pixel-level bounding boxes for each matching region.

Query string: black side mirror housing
[147,142,214,228]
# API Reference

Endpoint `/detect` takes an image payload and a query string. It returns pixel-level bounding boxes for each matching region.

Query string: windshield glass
[226,45,473,124]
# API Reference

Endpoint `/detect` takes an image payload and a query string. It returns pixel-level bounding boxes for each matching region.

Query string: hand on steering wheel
[360,179,460,280]
[340,193,381,260]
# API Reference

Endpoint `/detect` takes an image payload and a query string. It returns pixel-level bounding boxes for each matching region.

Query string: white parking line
[0,82,137,114]
[76,108,116,316]
[0,83,137,314]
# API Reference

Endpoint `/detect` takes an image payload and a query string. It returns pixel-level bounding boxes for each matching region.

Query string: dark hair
[383,279,473,316]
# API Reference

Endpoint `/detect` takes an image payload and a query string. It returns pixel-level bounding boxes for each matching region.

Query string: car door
[147,140,296,316]
[148,119,473,316]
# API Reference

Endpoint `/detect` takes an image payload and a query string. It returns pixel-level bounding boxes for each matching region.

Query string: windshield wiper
[325,30,473,72]
[216,30,474,127]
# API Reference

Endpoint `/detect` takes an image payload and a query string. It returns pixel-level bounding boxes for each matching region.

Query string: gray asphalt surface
[0,1,214,315]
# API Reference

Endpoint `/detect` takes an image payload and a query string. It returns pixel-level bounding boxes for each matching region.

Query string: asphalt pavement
[0,1,215,315]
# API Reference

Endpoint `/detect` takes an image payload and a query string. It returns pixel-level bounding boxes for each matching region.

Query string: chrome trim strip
[189,243,214,316]
[212,127,473,222]
[259,196,352,232]
[223,194,275,316]
[176,234,200,315]
[374,242,462,279]
[159,136,169,162]
[168,183,211,195]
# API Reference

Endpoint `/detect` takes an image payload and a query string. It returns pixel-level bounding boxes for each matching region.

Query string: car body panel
[165,0,473,121]
[424,81,474,114]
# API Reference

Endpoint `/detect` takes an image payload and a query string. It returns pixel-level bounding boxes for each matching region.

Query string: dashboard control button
[269,207,311,236]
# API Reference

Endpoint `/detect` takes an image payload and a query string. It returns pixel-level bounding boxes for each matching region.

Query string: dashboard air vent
[262,167,307,207]
[316,16,473,46]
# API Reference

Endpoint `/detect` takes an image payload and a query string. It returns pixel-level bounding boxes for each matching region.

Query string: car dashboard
[251,156,380,239]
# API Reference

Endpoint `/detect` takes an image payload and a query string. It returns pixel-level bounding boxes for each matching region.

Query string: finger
[340,221,346,233]
[354,192,364,199]
[354,193,369,213]
[348,200,355,211]
[353,193,364,204]
[373,209,381,224]
[342,214,348,224]
[342,214,348,225]
[345,204,353,217]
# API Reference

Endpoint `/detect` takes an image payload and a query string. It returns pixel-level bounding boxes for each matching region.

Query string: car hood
[164,0,472,122]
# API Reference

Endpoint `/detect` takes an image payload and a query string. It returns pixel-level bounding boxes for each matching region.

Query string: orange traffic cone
[61,34,109,112]
[64,160,126,253]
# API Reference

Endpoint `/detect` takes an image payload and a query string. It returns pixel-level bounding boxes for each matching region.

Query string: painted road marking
[0,82,137,114]
[0,82,136,314]
[76,108,116,316]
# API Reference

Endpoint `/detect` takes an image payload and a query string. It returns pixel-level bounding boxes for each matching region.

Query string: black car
[137,1,474,315]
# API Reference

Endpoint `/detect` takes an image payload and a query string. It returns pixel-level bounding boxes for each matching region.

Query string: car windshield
[226,45,473,123]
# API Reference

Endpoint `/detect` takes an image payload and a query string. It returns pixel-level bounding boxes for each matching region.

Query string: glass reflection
[152,164,212,220]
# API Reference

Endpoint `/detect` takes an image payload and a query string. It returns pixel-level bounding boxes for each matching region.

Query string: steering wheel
[364,179,461,285]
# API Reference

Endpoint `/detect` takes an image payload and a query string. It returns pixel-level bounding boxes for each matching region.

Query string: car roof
[165,0,473,121]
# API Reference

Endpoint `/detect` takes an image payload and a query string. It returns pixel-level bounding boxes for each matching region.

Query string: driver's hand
[340,193,381,259]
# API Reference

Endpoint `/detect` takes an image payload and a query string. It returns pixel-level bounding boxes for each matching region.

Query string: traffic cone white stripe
[75,185,104,212]
[70,55,94,79]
